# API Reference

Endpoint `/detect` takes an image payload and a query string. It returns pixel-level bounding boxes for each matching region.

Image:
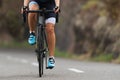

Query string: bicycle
[23,8,58,77]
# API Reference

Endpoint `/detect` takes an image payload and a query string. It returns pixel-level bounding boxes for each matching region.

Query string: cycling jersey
[32,0,52,3]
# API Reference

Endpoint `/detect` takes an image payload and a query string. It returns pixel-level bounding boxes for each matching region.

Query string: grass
[91,54,113,62]
[55,49,73,58]
[111,56,120,64]
[0,41,33,49]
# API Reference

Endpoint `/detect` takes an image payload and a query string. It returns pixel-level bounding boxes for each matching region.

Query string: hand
[21,6,28,23]
[54,6,60,13]
[21,7,23,14]
[21,6,28,14]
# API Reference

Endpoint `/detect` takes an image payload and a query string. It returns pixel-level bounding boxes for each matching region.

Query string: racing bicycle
[23,8,58,77]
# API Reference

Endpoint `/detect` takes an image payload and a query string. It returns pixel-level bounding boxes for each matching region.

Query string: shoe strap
[49,58,55,64]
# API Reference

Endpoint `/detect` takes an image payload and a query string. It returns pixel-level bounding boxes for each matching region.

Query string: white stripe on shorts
[45,17,56,24]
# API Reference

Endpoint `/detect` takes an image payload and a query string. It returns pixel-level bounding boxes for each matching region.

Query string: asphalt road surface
[0,48,120,80]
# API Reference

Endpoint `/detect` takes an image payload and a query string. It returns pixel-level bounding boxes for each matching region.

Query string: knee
[29,4,39,16]
[46,24,55,34]
[29,4,39,10]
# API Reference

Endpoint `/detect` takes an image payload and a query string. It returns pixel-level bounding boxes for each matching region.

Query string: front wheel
[37,25,44,77]
[38,53,44,77]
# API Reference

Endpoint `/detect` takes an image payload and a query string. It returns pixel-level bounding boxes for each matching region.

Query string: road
[0,48,120,80]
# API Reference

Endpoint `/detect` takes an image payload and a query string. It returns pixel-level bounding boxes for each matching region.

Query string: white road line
[68,68,84,73]
[21,59,28,63]
[7,56,28,63]
[7,56,13,60]
[31,62,38,67]
[7,56,19,61]
[6,56,38,67]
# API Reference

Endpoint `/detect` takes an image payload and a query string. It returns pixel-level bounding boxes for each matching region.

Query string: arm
[21,0,30,21]
[24,0,30,7]
[54,0,60,13]
[21,0,29,13]
[55,0,60,7]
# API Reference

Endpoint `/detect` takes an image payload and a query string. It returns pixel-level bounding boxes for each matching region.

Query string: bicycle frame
[36,12,49,69]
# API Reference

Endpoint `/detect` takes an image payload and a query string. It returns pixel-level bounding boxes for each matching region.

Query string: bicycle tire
[38,54,42,77]
[41,27,44,76]
[37,25,44,77]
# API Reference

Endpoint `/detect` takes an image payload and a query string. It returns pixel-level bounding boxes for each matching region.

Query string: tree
[0,0,3,7]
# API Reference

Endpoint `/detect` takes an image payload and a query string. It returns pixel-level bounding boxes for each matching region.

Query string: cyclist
[22,0,60,68]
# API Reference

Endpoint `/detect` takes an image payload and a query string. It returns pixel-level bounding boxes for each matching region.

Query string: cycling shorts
[29,0,56,24]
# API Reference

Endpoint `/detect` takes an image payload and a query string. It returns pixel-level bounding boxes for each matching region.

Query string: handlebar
[26,10,55,13]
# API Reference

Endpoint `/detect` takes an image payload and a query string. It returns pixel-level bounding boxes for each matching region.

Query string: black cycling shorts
[29,0,56,19]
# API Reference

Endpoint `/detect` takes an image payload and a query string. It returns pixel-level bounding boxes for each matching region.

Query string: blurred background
[0,0,120,63]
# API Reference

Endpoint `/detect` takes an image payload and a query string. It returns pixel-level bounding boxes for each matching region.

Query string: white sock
[30,31,35,33]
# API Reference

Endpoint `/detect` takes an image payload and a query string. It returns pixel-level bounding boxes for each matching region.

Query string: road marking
[21,59,28,63]
[32,62,38,67]
[6,56,38,67]
[7,56,19,61]
[68,68,84,73]
[7,56,28,63]
[7,56,13,60]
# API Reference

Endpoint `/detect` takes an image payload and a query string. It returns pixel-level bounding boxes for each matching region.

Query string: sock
[29,31,35,34]
[29,31,35,36]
